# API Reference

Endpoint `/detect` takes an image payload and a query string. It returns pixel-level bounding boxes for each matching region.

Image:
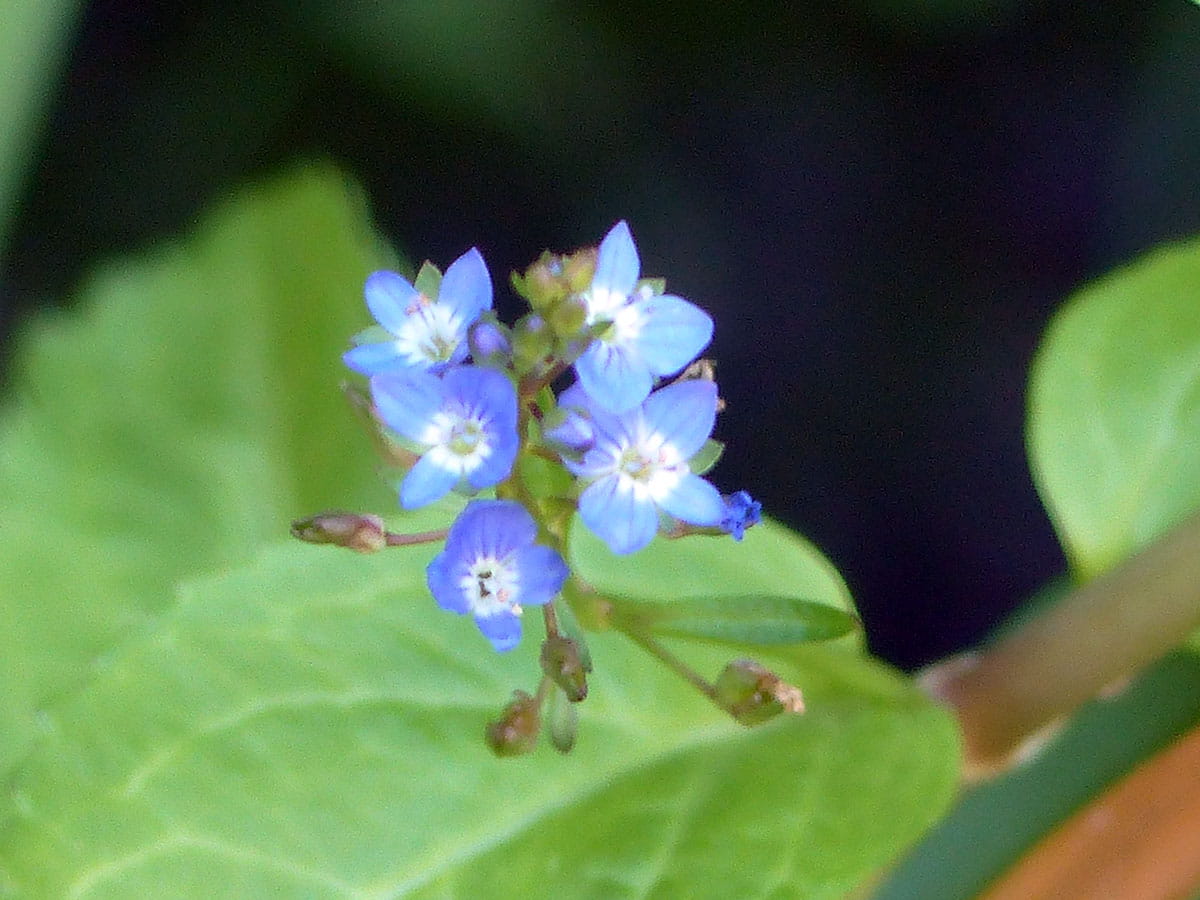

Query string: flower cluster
[325,221,759,656]
[294,221,771,750]
[291,220,777,753]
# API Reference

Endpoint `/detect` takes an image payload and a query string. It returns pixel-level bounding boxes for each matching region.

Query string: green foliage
[0,538,957,898]
[612,593,859,646]
[0,0,82,261]
[0,167,959,897]
[1028,238,1200,580]
[0,164,391,779]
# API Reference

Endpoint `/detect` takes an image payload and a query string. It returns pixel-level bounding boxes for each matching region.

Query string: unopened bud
[561,246,598,293]
[540,636,589,702]
[468,317,512,366]
[290,512,387,553]
[547,295,588,340]
[545,684,578,754]
[511,313,554,373]
[715,659,805,726]
[484,690,541,757]
[515,252,571,311]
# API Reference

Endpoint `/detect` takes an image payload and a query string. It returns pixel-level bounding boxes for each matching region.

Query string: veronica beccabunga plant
[292,221,790,755]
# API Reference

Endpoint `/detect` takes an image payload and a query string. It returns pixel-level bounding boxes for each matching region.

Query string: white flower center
[607,427,687,501]
[585,287,627,324]
[421,410,493,475]
[392,295,465,365]
[459,554,522,618]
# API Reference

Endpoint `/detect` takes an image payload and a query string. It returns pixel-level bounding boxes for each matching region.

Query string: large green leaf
[1027,238,1200,580]
[0,534,957,898]
[0,167,959,896]
[0,165,392,778]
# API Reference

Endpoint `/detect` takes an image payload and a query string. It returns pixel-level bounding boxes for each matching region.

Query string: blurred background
[3,0,1199,668]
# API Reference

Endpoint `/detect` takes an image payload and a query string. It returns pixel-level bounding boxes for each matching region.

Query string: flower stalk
[921,507,1200,777]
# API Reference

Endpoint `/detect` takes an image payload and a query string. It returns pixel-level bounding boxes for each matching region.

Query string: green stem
[542,600,560,639]
[618,618,720,706]
[921,508,1200,776]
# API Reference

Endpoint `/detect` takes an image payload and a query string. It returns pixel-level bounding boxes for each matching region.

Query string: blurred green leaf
[614,593,860,646]
[0,0,82,261]
[285,0,625,149]
[0,165,392,778]
[1027,238,1200,580]
[0,538,957,898]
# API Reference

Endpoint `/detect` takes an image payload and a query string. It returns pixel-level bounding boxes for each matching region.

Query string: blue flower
[575,221,714,414]
[720,490,762,540]
[542,381,596,457]
[568,379,725,554]
[426,500,569,651]
[370,365,518,509]
[344,248,493,375]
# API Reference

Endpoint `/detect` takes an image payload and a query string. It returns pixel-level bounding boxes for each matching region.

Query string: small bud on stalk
[485,690,541,757]
[540,635,589,702]
[290,512,387,553]
[715,659,805,726]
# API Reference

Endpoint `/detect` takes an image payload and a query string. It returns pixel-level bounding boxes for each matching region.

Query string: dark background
[4,0,1200,668]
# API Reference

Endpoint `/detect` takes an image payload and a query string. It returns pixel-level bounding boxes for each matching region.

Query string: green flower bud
[540,635,589,702]
[715,659,805,726]
[546,684,578,754]
[511,313,554,375]
[547,295,589,341]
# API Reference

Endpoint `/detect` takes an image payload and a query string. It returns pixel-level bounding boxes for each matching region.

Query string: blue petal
[369,371,443,441]
[444,366,518,429]
[467,431,519,491]
[543,406,594,457]
[575,342,652,414]
[440,367,519,490]
[511,545,569,606]
[592,221,640,298]
[631,295,714,375]
[364,270,421,335]
[475,611,522,652]
[399,453,459,509]
[579,476,658,555]
[426,550,470,614]
[642,380,717,458]
[439,247,493,322]
[343,341,406,375]
[659,473,725,527]
[453,499,536,559]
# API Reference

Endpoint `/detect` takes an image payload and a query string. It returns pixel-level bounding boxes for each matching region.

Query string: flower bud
[514,251,570,311]
[545,684,579,754]
[561,246,598,293]
[468,317,512,366]
[511,313,554,374]
[540,635,589,702]
[715,659,805,726]
[514,247,598,314]
[719,491,762,541]
[484,690,541,756]
[547,295,588,341]
[290,512,387,553]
